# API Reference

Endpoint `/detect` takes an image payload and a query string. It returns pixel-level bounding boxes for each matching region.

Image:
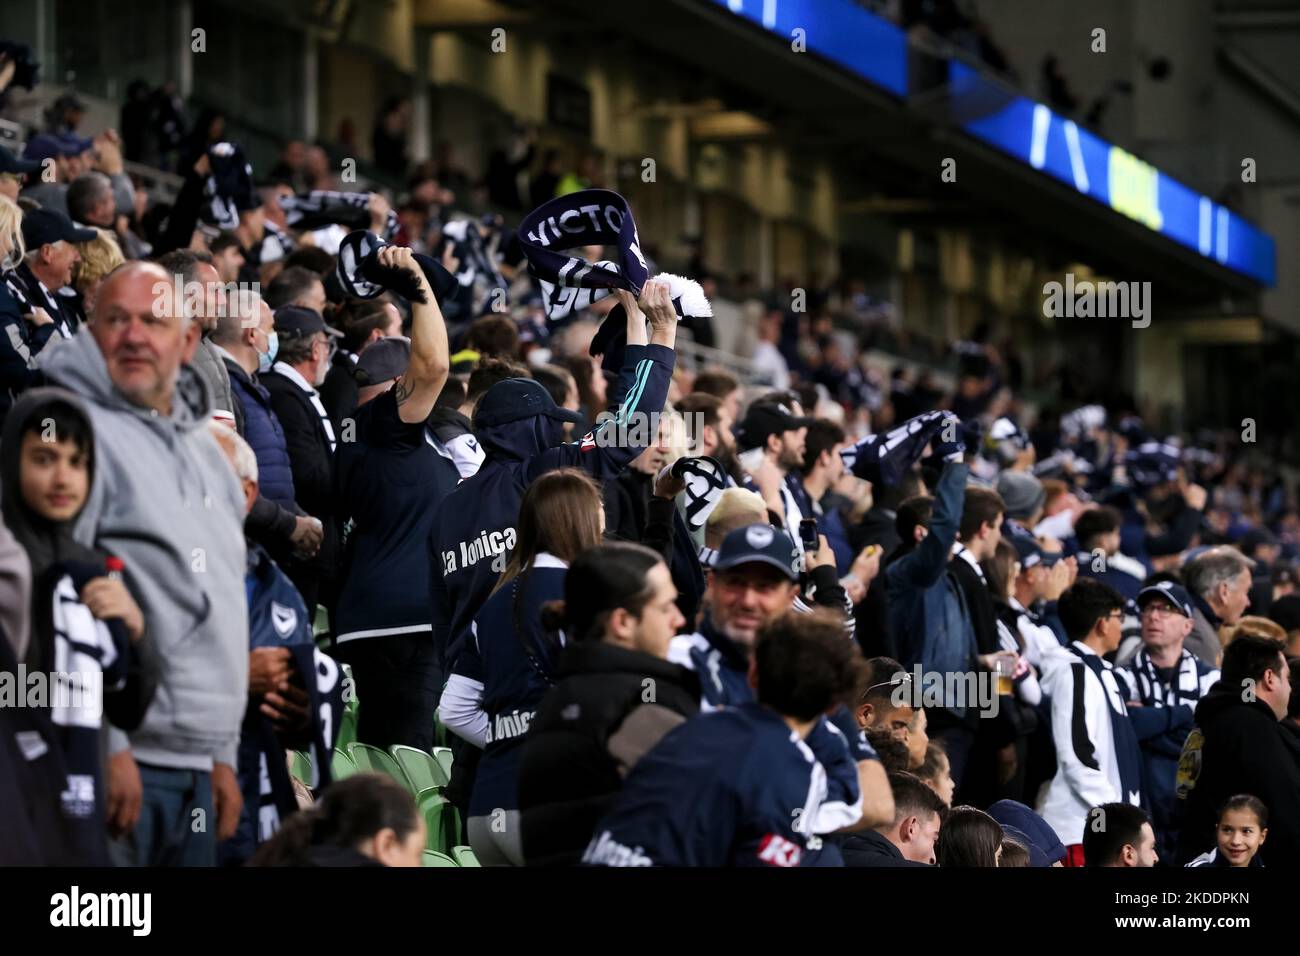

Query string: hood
[37,326,214,436]
[427,407,472,444]
[1192,677,1272,727]
[987,799,1067,865]
[0,386,101,581]
[475,412,564,462]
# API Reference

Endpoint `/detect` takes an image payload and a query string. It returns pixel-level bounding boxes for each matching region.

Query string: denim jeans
[110,764,215,867]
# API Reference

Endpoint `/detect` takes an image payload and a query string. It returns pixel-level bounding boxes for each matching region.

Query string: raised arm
[382,246,450,424]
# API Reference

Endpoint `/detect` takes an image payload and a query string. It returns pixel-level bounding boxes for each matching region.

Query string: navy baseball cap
[355,336,410,386]
[1010,535,1060,570]
[713,523,800,581]
[273,306,342,339]
[474,377,585,429]
[734,401,813,452]
[56,133,94,156]
[0,144,41,177]
[1136,580,1193,618]
[21,207,96,249]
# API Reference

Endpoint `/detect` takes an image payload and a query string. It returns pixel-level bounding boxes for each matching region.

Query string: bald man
[39,261,249,867]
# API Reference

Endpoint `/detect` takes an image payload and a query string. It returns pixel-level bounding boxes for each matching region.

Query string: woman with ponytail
[248,774,424,867]
[517,541,699,866]
[437,468,605,866]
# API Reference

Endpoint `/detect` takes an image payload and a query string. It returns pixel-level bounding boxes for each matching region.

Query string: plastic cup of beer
[994,656,1015,695]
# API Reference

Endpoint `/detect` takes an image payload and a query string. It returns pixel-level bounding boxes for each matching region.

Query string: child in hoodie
[0,388,154,863]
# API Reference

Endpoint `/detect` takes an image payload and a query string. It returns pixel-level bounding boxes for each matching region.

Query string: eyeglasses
[1139,603,1179,619]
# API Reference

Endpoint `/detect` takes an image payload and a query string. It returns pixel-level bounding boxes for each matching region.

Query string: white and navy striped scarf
[280,190,399,240]
[1123,647,1218,709]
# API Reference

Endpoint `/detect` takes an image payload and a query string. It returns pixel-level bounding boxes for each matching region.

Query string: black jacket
[260,368,340,582]
[319,350,360,435]
[840,828,930,867]
[949,552,1001,656]
[517,641,699,866]
[1176,680,1300,866]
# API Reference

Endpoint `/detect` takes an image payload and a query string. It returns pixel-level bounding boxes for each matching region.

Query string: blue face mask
[258,330,278,374]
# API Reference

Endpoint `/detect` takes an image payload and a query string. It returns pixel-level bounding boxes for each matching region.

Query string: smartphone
[798,518,819,553]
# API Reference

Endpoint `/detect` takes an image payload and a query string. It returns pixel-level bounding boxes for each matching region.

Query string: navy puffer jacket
[227,361,297,509]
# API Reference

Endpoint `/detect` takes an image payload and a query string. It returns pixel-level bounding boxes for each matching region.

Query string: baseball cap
[355,336,410,386]
[713,523,800,581]
[55,133,93,157]
[1010,535,1061,570]
[0,144,41,177]
[1136,581,1193,619]
[474,377,586,429]
[22,133,69,164]
[273,305,342,340]
[21,207,96,249]
[734,401,813,452]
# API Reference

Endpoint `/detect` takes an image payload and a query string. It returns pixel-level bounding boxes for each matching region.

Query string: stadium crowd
[1,58,1298,870]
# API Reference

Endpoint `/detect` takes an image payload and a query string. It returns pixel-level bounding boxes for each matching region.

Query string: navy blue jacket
[583,702,851,867]
[226,359,297,510]
[459,558,567,817]
[429,342,675,672]
[0,278,56,424]
[885,461,977,717]
[666,613,874,854]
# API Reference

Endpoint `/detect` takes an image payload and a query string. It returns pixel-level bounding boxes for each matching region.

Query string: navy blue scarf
[840,410,950,486]
[517,188,648,304]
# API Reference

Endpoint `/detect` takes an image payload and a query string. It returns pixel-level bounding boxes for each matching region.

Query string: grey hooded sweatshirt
[39,328,248,769]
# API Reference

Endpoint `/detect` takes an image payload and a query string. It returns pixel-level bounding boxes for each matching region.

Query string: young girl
[439,468,606,866]
[917,739,956,806]
[937,805,1005,867]
[1186,794,1268,867]
[0,388,153,863]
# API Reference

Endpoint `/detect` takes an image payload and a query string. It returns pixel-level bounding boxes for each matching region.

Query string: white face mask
[258,330,278,374]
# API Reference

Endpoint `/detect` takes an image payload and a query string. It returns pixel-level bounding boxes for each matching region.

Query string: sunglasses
[861,673,911,702]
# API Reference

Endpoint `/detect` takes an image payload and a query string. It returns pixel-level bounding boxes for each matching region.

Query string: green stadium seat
[337,665,359,750]
[432,746,454,781]
[451,845,481,867]
[290,751,313,787]
[422,850,457,867]
[348,742,412,790]
[336,705,358,751]
[331,747,356,781]
[391,745,448,791]
[416,787,460,853]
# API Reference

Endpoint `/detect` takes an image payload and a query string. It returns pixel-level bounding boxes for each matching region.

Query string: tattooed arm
[380,245,450,424]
